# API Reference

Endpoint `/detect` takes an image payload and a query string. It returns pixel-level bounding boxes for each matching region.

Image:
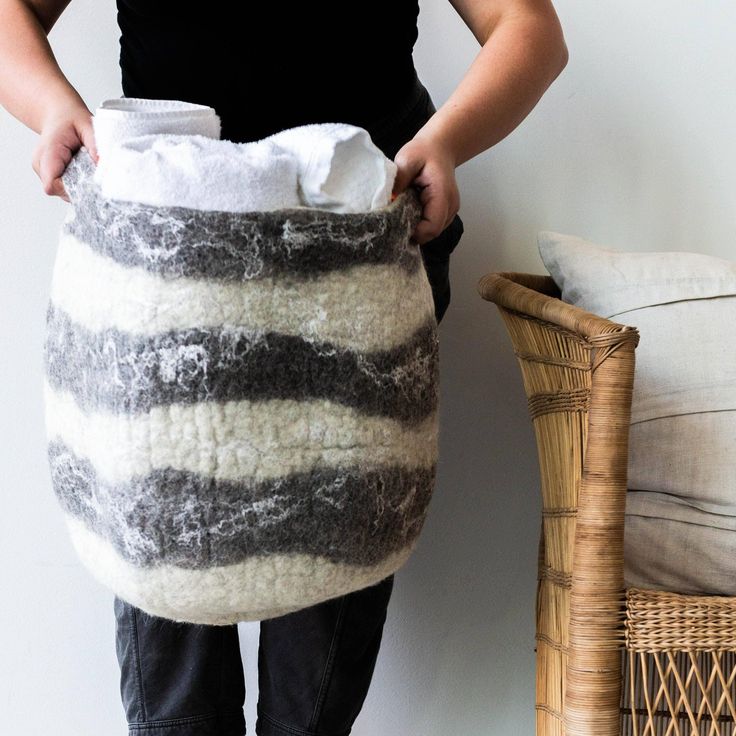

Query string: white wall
[2,1,733,734]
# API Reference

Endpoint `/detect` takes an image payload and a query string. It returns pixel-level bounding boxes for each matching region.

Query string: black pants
[113,70,464,736]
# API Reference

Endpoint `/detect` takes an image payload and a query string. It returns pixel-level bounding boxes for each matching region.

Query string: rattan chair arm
[478,270,640,735]
[477,271,640,347]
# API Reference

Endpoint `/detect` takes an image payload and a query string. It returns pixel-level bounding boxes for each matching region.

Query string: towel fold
[264,123,398,213]
[93,98,221,159]
[91,97,398,213]
[92,134,301,213]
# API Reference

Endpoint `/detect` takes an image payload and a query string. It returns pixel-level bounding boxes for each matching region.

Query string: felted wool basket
[42,147,440,625]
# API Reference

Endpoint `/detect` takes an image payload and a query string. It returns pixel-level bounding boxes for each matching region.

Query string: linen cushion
[537,230,736,595]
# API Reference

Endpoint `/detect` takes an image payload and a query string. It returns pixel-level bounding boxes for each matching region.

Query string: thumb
[76,112,99,163]
[391,148,425,196]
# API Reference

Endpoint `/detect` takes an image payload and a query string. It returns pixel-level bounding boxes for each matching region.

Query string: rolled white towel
[93,98,221,160]
[264,123,398,213]
[92,134,301,213]
[91,98,396,213]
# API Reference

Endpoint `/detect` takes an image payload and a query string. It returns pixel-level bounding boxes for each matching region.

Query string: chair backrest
[478,272,640,736]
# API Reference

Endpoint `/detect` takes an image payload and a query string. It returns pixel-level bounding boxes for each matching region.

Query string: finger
[413,185,451,245]
[43,170,69,201]
[441,195,460,232]
[39,144,72,199]
[51,177,70,202]
[77,114,99,163]
[391,149,425,195]
[430,185,460,233]
[413,168,452,242]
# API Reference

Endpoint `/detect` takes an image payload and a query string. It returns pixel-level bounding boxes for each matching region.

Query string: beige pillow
[538,231,736,595]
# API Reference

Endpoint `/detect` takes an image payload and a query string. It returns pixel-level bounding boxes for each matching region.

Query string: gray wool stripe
[43,302,440,423]
[48,438,435,569]
[61,149,424,282]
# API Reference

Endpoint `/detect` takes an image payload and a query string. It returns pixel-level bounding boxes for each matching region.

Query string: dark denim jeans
[113,70,464,736]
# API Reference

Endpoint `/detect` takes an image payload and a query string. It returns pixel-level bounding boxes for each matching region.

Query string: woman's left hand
[391,133,460,245]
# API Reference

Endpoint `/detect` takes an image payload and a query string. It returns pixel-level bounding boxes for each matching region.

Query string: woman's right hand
[31,103,98,201]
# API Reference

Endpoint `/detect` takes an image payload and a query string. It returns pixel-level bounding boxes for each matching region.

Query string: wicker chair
[477,271,736,736]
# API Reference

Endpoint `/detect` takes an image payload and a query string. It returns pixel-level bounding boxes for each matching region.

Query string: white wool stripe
[50,230,434,352]
[65,513,416,625]
[43,378,439,486]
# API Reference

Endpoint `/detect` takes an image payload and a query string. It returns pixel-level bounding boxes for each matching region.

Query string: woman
[0,1,567,733]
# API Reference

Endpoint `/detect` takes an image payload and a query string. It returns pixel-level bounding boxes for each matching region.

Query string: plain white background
[1,1,734,734]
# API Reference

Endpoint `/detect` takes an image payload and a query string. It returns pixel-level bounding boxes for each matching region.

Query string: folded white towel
[93,98,221,160]
[265,123,398,213]
[91,98,398,214]
[92,134,301,213]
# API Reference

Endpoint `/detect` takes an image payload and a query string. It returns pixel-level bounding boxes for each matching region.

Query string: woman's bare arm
[394,0,568,244]
[419,0,568,166]
[0,0,98,199]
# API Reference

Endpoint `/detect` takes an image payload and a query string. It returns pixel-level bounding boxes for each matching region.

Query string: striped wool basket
[42,147,440,625]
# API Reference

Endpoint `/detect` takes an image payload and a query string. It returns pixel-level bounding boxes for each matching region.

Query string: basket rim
[62,146,421,223]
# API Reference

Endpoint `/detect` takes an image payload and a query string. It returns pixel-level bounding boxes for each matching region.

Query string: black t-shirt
[116,1,421,143]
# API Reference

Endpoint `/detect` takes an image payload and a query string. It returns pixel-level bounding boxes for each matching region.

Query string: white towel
[265,123,398,213]
[91,98,397,213]
[92,134,301,213]
[93,98,221,160]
